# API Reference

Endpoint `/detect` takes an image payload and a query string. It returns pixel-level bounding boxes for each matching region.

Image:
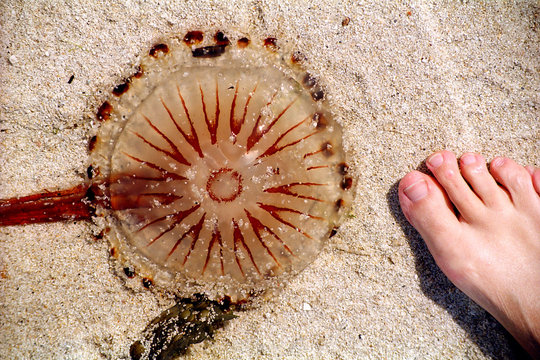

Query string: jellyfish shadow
[386,165,528,359]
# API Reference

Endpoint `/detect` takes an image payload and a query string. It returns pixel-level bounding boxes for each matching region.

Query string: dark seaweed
[130,295,236,360]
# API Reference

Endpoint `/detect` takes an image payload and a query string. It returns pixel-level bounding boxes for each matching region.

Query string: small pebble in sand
[8,55,18,65]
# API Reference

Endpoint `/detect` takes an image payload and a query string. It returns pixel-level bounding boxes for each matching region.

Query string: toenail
[461,154,476,165]
[491,157,505,168]
[428,153,444,168]
[403,179,428,202]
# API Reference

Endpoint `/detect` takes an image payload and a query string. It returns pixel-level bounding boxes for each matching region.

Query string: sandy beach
[1,1,538,359]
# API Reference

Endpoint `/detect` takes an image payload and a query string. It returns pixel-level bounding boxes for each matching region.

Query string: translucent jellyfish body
[89,32,353,301]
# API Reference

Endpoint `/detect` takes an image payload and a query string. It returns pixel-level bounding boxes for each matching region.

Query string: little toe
[426,151,484,219]
[459,153,509,207]
[398,170,462,260]
[526,166,540,195]
[489,157,538,207]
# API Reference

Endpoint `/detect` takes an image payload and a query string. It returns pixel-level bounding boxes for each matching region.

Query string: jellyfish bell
[0,30,353,303]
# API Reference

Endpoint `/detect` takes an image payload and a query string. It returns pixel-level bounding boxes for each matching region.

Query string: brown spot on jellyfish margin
[124,266,136,278]
[338,162,349,175]
[0,31,353,302]
[87,165,95,179]
[237,37,250,48]
[142,277,154,288]
[149,43,169,57]
[96,101,113,121]
[214,31,230,46]
[112,81,130,96]
[341,177,353,190]
[88,135,98,152]
[303,73,318,88]
[183,31,204,45]
[132,66,144,79]
[264,37,278,50]
[291,51,307,64]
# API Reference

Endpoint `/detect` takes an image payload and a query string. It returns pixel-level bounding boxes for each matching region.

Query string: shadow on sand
[385,164,528,359]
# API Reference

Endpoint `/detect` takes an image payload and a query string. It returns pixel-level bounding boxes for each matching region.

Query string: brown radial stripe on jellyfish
[0,31,353,302]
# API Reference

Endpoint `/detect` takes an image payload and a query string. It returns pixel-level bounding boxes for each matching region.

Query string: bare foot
[398,151,540,356]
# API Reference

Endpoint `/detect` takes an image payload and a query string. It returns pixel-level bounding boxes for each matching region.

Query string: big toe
[398,170,461,261]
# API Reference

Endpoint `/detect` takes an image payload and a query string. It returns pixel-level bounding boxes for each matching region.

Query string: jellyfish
[1,27,352,318]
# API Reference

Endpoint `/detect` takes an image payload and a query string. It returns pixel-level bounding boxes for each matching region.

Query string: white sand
[1,1,538,359]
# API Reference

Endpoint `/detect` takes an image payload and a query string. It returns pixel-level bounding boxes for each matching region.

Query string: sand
[0,1,538,359]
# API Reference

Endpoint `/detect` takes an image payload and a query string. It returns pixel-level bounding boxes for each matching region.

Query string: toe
[459,153,509,207]
[426,151,484,220]
[398,170,462,259]
[533,168,540,195]
[489,157,538,207]
[526,166,540,195]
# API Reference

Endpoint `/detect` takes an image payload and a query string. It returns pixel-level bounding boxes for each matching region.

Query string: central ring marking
[206,168,243,202]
